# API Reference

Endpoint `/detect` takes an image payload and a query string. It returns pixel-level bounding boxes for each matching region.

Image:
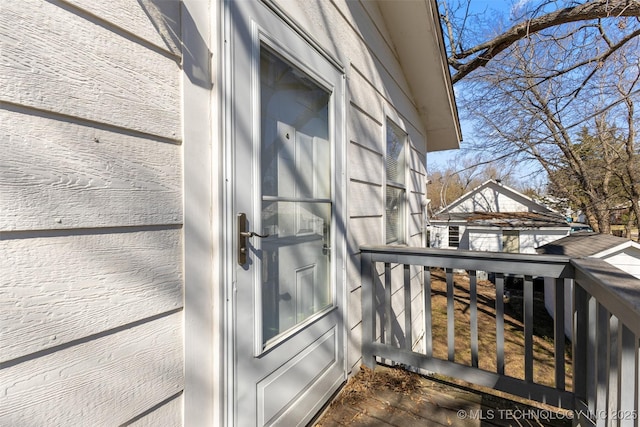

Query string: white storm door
[228,2,345,426]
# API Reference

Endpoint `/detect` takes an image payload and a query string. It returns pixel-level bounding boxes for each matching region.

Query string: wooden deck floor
[313,365,573,427]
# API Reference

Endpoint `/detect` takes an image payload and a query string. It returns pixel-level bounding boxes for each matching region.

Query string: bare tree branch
[447,0,640,83]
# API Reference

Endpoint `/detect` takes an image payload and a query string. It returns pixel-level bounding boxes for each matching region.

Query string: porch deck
[314,364,572,426]
[346,245,640,427]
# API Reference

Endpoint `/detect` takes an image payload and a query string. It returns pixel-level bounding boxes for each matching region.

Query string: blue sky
[427,0,538,180]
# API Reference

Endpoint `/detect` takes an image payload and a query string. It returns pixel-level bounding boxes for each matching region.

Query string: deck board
[313,365,572,427]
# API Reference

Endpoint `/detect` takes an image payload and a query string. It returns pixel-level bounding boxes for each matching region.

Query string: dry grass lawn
[428,268,573,389]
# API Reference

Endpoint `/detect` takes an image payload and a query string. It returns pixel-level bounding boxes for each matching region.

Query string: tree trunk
[631,201,640,242]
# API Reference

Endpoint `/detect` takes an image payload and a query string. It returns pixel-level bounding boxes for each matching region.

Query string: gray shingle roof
[536,232,631,257]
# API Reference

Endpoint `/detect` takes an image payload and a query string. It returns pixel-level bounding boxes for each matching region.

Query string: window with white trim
[448,226,460,248]
[385,120,407,244]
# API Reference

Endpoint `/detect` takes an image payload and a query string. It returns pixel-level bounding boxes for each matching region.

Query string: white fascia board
[593,241,640,258]
[375,0,461,152]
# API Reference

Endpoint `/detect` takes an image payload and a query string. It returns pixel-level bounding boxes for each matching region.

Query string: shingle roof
[431,211,569,228]
[536,232,631,257]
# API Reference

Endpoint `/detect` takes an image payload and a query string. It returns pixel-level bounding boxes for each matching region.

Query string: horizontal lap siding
[0,312,183,427]
[348,216,383,258]
[62,0,182,56]
[0,0,180,140]
[0,111,182,231]
[129,394,184,427]
[349,106,384,154]
[1,229,183,362]
[1,0,184,425]
[349,142,383,186]
[348,181,383,218]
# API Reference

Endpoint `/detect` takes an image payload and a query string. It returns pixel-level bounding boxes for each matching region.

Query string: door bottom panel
[257,327,341,426]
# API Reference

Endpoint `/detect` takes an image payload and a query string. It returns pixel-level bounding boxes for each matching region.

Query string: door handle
[238,213,270,265]
[240,231,270,238]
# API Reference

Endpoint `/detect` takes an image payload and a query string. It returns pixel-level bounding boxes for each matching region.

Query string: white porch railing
[360,246,640,427]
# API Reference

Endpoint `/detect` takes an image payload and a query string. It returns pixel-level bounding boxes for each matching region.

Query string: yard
[428,268,573,389]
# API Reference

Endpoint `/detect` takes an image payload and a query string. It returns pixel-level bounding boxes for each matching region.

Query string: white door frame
[221,1,348,426]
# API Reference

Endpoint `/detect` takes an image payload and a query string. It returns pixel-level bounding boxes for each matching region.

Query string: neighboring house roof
[433,211,569,228]
[536,232,640,257]
[436,179,553,216]
[431,179,569,229]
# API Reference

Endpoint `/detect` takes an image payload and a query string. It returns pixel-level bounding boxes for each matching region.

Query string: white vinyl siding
[334,1,428,370]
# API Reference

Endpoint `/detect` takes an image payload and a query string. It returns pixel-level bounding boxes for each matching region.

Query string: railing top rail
[360,245,573,278]
[572,257,640,337]
[360,245,572,262]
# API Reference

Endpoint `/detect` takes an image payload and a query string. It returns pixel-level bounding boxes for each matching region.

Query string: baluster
[404,264,412,350]
[470,270,478,368]
[524,275,533,383]
[596,302,610,427]
[633,335,640,427]
[587,294,597,413]
[618,325,636,427]
[608,316,619,425]
[495,272,505,375]
[573,283,589,406]
[423,267,432,358]
[446,268,455,362]
[384,262,392,347]
[554,277,565,391]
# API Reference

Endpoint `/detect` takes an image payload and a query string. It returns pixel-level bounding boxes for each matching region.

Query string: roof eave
[376,0,462,152]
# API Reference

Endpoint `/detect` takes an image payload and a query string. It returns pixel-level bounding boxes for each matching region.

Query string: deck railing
[361,246,640,426]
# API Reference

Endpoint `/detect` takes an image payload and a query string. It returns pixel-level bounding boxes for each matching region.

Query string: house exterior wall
[430,182,569,252]
[544,245,640,341]
[3,0,446,424]
[274,0,431,372]
[447,182,547,213]
[429,223,472,249]
[429,224,450,248]
[599,248,640,279]
[1,1,186,425]
[460,228,568,253]
[519,229,570,254]
[469,229,502,252]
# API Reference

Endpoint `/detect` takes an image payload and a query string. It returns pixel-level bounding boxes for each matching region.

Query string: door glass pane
[261,49,330,199]
[260,47,332,344]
